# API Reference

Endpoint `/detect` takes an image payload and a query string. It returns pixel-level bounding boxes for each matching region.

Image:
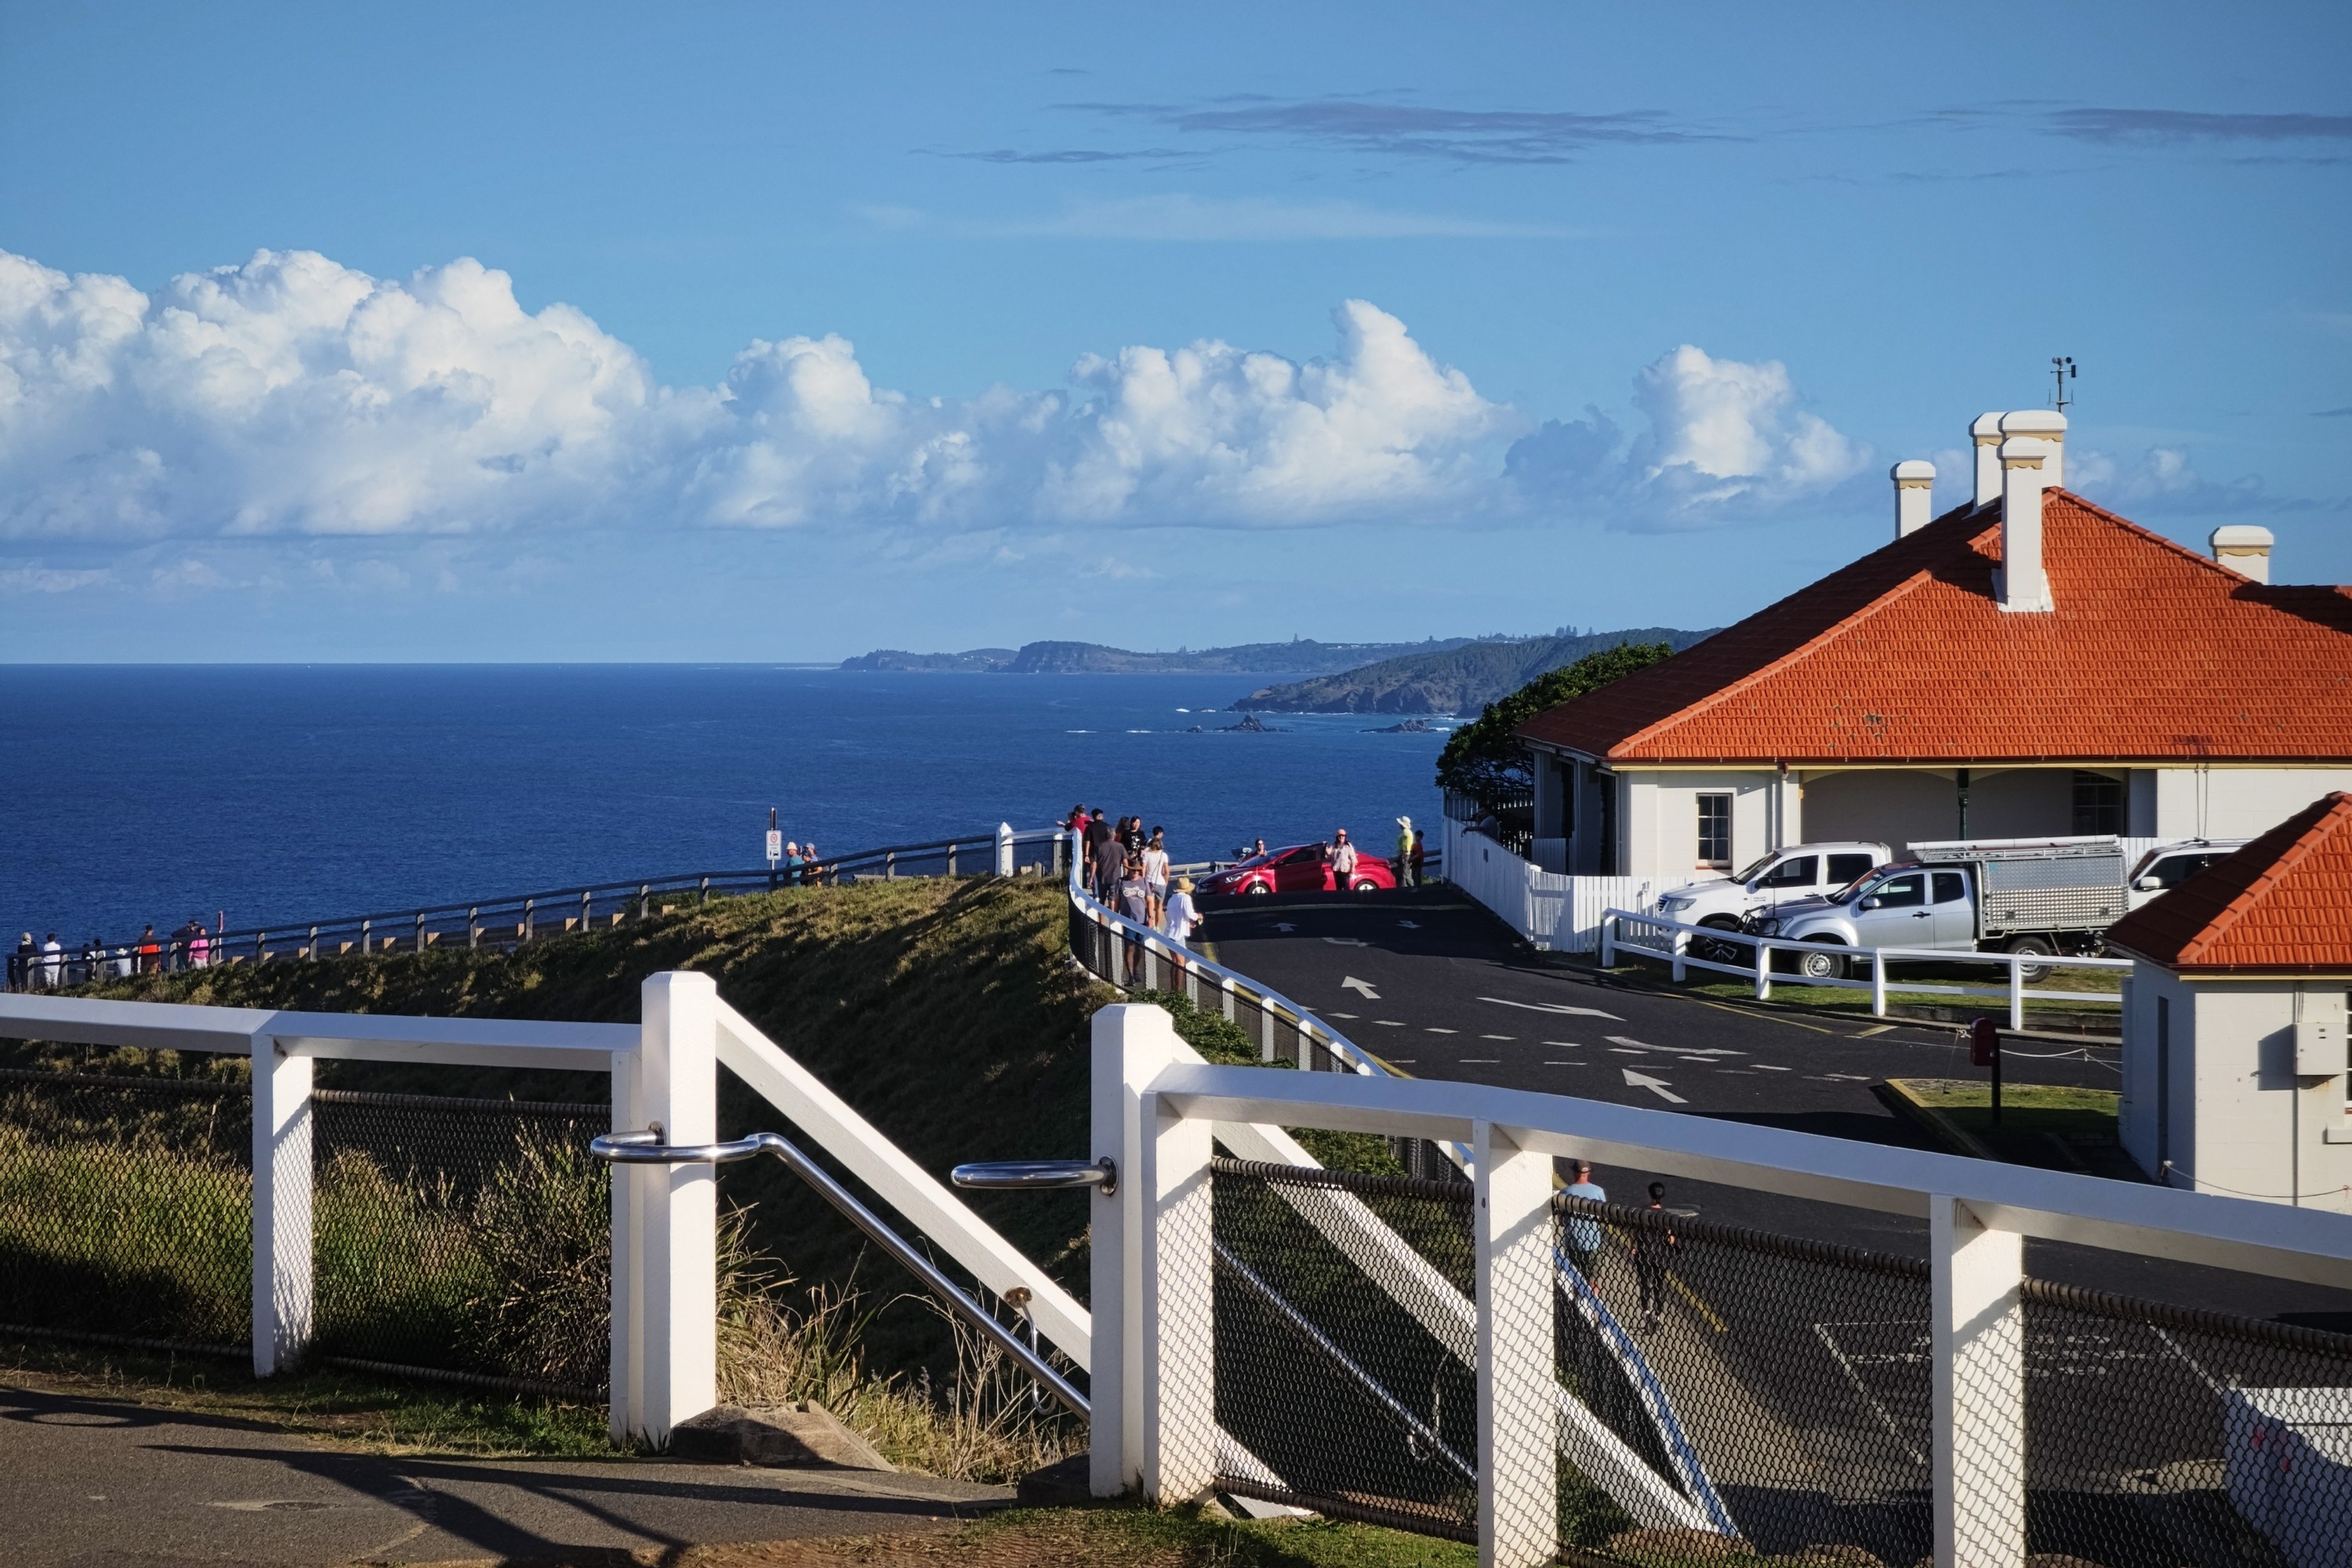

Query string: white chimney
[1892,459,1936,537]
[1998,435,2055,612]
[1972,412,2005,508]
[1999,408,2067,489]
[2210,524,2274,583]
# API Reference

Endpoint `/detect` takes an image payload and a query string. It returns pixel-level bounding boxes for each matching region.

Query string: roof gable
[1516,493,2352,765]
[2104,792,2352,974]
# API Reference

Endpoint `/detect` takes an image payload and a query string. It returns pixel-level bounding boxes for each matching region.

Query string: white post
[1873,950,1889,1016]
[1754,938,1772,1000]
[1670,924,1686,984]
[250,1034,313,1377]
[996,822,1014,877]
[1475,1119,1558,1568]
[1093,1003,1183,1498]
[1599,911,1616,967]
[2009,956,2025,1034]
[612,971,720,1446]
[1141,1079,1216,1504]
[1933,1196,2025,1568]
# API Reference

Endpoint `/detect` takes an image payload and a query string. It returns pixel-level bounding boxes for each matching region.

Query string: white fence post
[2009,956,2025,1034]
[1476,1119,1558,1568]
[612,971,720,1446]
[1092,1002,1181,1497]
[1142,1073,1216,1503]
[1933,1196,2026,1568]
[1872,950,1889,1017]
[1754,937,1772,1000]
[996,822,1014,877]
[250,1033,313,1377]
[1599,911,1616,967]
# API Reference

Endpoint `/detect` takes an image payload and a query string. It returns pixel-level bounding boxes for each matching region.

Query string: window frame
[1695,793,1733,870]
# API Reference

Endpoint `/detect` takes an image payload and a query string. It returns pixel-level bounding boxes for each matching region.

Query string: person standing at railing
[136,925,160,975]
[1087,810,1118,902]
[1116,855,1152,985]
[41,933,63,989]
[1160,876,1202,971]
[1142,828,1170,928]
[1563,1160,1608,1269]
[187,920,210,969]
[12,934,31,992]
[782,840,803,886]
[1410,829,1427,886]
[82,936,104,985]
[1395,816,1416,888]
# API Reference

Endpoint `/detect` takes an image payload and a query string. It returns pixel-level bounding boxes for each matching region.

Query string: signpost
[767,808,782,887]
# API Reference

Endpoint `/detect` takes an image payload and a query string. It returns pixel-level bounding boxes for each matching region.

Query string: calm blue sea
[2,666,1450,942]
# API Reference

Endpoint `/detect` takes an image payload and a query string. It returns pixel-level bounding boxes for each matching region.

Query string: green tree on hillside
[1434,641,1675,810]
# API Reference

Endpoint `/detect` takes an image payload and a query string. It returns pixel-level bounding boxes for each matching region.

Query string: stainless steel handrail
[590,1129,1088,1417]
[950,1158,1116,1194]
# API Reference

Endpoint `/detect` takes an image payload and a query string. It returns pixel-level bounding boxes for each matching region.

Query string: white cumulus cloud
[0,245,1858,546]
[1504,343,1869,528]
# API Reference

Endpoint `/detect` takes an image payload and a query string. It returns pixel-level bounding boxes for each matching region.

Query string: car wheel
[1693,918,1746,966]
[1245,882,1271,896]
[1798,944,1846,981]
[1352,879,1379,893]
[2006,935,2055,985]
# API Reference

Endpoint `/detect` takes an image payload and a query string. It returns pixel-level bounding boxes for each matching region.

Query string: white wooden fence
[1441,818,1693,952]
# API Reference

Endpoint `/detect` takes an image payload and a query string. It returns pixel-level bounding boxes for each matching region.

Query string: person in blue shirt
[1563,1160,1608,1265]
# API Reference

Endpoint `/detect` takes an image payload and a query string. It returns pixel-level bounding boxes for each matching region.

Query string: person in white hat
[1396,816,1416,888]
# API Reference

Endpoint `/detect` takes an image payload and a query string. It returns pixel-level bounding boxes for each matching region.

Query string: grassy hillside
[1234,626,1712,714]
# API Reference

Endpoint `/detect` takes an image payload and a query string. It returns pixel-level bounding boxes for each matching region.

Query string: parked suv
[1653,842,1891,961]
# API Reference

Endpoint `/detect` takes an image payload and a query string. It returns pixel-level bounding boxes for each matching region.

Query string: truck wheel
[1693,918,1747,966]
[2006,935,2055,984]
[1798,942,1847,980]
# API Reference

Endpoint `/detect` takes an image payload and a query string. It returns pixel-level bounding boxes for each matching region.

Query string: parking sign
[766,829,782,864]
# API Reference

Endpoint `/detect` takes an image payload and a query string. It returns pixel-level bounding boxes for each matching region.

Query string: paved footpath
[1196,884,2352,1326]
[0,1380,1006,1568]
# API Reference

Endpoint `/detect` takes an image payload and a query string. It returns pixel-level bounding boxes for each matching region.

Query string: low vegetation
[1434,641,1677,811]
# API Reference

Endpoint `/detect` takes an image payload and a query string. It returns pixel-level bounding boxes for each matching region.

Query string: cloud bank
[0,245,1860,546]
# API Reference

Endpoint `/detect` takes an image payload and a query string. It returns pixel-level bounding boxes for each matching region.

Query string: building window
[2073,771,2123,835]
[1697,793,1733,869]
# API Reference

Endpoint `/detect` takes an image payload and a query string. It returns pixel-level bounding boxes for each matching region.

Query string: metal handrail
[589,1129,1088,1417]
[951,1157,1116,1194]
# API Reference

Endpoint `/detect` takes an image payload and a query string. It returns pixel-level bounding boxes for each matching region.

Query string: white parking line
[1544,1060,1585,1066]
[1425,1027,1458,1034]
[1480,996,1624,1021]
[1754,1065,1792,1072]
[1542,1040,1581,1048]
[1460,1058,1501,1064]
[1327,1011,1359,1019]
[1374,1020,1406,1027]
[1608,1047,1648,1055]
[1479,1033,1514,1040]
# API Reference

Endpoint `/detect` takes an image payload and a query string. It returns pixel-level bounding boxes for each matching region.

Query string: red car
[1198,843,1396,897]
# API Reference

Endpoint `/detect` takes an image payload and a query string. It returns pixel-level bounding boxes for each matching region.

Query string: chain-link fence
[0,1066,611,1396]
[1200,1158,2352,1566]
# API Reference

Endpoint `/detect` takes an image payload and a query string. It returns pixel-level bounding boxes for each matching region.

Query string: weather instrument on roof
[2050,355,2076,412]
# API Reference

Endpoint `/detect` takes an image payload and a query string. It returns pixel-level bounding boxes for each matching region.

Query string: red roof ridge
[2172,793,2352,965]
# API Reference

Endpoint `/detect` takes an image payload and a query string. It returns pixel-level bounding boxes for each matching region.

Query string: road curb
[1875,1078,2001,1162]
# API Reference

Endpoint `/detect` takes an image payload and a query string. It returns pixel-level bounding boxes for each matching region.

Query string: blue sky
[2,1,2346,660]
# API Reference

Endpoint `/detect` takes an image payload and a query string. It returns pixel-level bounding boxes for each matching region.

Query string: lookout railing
[7,826,1070,990]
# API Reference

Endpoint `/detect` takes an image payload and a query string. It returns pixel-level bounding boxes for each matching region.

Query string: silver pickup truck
[1759,836,2130,980]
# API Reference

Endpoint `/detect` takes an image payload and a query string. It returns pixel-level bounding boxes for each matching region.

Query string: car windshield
[1838,864,1913,903]
[1731,853,1780,882]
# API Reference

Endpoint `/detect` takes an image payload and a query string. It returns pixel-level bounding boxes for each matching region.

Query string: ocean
[2,666,1452,943]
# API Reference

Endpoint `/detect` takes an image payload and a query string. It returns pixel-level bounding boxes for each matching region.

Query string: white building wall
[1618,771,1775,878]
[2125,971,2352,1211]
[2148,767,2352,840]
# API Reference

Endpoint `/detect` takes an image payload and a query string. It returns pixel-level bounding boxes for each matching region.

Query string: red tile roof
[1516,492,2352,764]
[2103,792,2352,974]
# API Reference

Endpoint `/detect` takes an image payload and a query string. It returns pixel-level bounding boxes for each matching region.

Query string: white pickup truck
[1653,842,1892,961]
[2126,839,2247,909]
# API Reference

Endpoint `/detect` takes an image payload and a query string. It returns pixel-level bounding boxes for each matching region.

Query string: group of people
[1563,1160,1679,1332]
[1068,805,1201,965]
[9,919,217,990]
[770,840,833,886]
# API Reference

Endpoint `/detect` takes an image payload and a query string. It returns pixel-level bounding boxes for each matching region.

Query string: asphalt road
[1196,884,2351,1326]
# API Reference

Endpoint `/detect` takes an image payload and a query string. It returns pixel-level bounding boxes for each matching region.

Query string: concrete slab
[0,1382,1007,1568]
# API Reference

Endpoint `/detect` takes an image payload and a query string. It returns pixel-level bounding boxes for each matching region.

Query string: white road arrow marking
[1606,1034,1672,1051]
[1479,996,1624,1021]
[1621,1069,1687,1104]
[1397,920,1421,929]
[1272,922,1295,933]
[1341,976,1381,1000]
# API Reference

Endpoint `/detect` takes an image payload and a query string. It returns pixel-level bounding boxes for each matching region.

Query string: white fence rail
[1088,1003,2352,1567]
[1600,908,2131,1031]
[1442,819,1695,952]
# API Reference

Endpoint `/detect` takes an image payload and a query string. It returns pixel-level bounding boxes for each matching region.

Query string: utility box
[2296,1017,2344,1077]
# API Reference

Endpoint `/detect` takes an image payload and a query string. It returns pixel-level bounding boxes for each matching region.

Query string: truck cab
[2125,840,2248,910]
[1652,842,1890,935]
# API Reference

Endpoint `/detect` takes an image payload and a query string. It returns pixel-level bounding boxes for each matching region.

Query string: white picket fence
[1441,818,1694,952]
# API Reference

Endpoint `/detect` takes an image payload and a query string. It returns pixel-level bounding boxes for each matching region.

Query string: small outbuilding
[2103,793,2352,1210]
